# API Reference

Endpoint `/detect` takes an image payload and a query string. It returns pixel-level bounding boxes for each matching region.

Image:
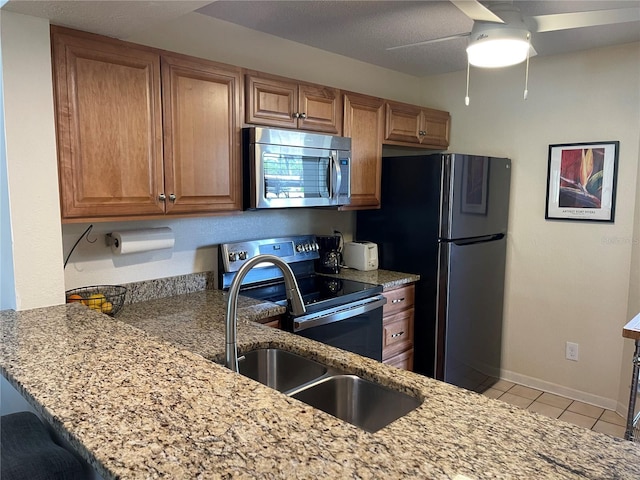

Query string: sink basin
[292,374,422,433]
[235,348,422,433]
[237,348,327,393]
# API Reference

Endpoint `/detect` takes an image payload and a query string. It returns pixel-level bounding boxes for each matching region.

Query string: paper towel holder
[105,229,168,248]
[105,233,116,248]
[106,227,175,255]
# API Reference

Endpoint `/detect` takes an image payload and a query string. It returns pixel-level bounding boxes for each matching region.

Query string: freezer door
[436,236,506,391]
[441,155,511,240]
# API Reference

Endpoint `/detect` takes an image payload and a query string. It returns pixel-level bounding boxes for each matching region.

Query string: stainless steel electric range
[219,235,386,361]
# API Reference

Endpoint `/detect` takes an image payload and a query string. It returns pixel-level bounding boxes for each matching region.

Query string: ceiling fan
[388,0,640,69]
[388,0,639,104]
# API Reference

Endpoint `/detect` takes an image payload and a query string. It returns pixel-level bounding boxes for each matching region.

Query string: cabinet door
[384,101,422,145]
[161,55,242,214]
[52,28,164,220]
[421,109,451,148]
[245,74,297,129]
[342,92,383,209]
[298,83,342,134]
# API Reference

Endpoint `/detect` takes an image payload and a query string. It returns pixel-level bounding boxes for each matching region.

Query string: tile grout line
[496,385,624,434]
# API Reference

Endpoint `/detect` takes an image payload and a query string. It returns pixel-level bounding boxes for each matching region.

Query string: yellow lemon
[100,301,113,314]
[86,293,106,310]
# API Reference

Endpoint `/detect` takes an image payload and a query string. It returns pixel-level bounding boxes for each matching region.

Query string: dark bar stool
[1,411,85,480]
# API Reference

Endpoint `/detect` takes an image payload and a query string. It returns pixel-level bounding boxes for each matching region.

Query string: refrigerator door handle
[439,233,504,246]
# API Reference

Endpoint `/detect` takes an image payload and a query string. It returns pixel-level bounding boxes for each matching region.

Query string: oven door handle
[292,294,387,332]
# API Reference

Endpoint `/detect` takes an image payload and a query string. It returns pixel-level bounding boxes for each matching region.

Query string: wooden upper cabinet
[246,73,342,134]
[384,100,450,149]
[52,27,164,220]
[161,54,242,214]
[52,27,243,222]
[341,92,384,210]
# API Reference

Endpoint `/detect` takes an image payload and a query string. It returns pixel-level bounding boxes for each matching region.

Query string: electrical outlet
[566,341,579,361]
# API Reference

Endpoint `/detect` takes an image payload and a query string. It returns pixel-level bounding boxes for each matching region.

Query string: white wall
[0,11,16,310]
[1,12,64,309]
[421,43,640,410]
[618,129,640,414]
[127,13,425,105]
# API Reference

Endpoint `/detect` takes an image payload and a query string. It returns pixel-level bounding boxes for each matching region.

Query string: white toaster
[343,241,378,271]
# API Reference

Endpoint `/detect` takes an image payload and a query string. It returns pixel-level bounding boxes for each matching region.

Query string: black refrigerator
[356,154,511,392]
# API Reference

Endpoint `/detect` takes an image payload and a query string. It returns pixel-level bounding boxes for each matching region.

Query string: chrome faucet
[225,254,306,372]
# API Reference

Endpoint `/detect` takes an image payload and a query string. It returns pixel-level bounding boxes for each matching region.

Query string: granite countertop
[322,267,420,290]
[2,289,640,480]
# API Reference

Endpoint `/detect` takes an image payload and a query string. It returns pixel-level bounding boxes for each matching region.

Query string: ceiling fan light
[466,28,531,68]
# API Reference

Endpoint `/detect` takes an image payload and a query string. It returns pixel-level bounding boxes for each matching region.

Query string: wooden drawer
[383,348,414,371]
[258,314,282,329]
[383,284,415,317]
[382,308,414,360]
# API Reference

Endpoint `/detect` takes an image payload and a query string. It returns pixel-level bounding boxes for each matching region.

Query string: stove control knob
[313,242,319,251]
[228,252,238,262]
[296,244,303,252]
[238,251,247,261]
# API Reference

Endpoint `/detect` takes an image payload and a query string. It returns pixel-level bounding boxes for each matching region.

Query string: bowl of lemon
[65,285,126,316]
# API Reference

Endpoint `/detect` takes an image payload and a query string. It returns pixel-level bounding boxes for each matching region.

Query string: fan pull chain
[523,33,531,100]
[465,60,471,106]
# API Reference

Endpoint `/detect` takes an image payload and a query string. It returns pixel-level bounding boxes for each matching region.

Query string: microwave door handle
[331,152,342,200]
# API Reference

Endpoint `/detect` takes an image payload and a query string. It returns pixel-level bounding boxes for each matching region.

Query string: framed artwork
[461,155,489,215]
[545,141,619,222]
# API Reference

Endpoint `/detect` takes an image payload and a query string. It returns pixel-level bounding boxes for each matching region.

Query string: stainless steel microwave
[244,127,351,209]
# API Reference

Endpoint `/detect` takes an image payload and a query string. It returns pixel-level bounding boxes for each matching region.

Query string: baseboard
[500,368,619,412]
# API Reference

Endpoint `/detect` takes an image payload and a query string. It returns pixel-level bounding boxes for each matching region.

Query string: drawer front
[258,314,282,329]
[383,284,415,317]
[382,308,414,360]
[383,349,414,371]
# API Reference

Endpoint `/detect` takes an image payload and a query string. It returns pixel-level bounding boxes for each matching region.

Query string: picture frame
[461,155,489,215]
[545,141,619,222]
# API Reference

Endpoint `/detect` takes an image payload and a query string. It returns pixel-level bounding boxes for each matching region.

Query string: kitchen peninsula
[1,290,639,479]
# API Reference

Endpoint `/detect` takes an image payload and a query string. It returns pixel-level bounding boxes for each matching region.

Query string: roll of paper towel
[110,227,174,255]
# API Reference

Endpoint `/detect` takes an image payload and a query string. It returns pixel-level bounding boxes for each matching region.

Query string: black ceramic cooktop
[240,274,381,311]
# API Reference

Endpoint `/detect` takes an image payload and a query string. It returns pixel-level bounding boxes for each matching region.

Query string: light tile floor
[483,380,627,439]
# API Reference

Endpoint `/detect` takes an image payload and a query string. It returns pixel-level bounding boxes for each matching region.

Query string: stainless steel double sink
[237,348,422,433]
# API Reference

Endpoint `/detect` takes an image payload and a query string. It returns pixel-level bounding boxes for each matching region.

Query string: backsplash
[122,271,216,305]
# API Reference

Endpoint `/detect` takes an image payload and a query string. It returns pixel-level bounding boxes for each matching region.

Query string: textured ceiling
[197,0,640,76]
[4,0,639,77]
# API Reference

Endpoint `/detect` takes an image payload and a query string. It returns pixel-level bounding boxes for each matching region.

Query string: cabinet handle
[292,112,300,119]
[391,331,405,338]
[419,130,426,136]
[169,194,176,202]
[159,193,166,201]
[392,297,405,304]
[299,112,307,119]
